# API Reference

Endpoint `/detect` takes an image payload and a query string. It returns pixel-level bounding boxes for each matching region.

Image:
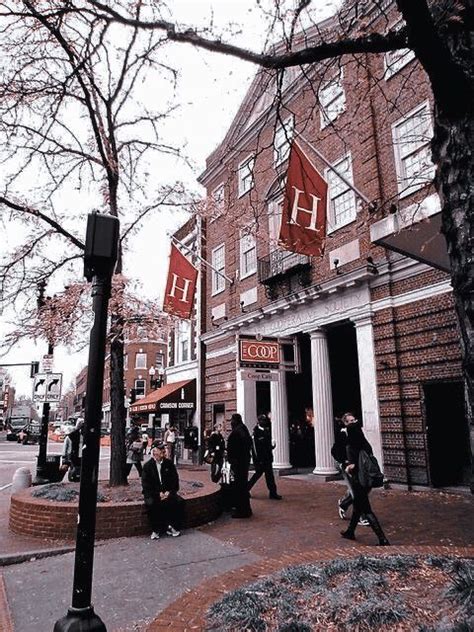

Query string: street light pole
[54,212,119,632]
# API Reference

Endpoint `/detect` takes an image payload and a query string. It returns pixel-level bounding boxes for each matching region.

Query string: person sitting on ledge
[141,441,183,540]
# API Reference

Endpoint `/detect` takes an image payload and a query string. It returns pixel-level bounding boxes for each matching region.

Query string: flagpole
[294,131,372,206]
[171,235,234,285]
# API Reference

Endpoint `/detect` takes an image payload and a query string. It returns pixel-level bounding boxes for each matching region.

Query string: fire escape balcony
[258,250,312,299]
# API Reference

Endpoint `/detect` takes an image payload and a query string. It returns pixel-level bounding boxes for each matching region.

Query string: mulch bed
[206,554,474,631]
[32,479,204,503]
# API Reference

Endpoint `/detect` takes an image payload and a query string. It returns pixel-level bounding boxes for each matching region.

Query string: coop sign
[239,338,280,368]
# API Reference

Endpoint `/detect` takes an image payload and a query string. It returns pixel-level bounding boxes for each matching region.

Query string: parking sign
[33,373,62,403]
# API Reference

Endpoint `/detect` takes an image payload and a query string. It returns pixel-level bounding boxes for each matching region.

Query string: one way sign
[33,373,62,403]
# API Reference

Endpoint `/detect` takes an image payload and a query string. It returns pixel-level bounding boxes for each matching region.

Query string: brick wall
[9,487,222,540]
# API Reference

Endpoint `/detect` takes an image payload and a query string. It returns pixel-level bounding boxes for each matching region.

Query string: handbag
[203,449,214,464]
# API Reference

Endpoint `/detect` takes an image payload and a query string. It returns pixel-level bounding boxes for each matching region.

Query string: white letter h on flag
[169,273,191,303]
[289,186,321,231]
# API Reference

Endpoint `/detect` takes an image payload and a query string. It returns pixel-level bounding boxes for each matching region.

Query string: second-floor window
[384,20,415,79]
[274,115,294,166]
[238,155,255,197]
[176,320,191,364]
[240,230,257,279]
[155,352,164,368]
[392,102,435,198]
[135,379,146,398]
[135,352,147,369]
[209,183,225,222]
[319,71,345,128]
[326,155,356,231]
[211,244,226,295]
[123,354,128,370]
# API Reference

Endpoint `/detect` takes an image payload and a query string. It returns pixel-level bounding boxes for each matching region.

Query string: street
[0,433,111,491]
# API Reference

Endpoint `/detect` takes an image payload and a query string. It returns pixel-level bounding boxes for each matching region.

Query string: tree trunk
[109,318,127,486]
[432,108,474,490]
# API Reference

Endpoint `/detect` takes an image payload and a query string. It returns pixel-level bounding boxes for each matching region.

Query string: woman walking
[339,413,390,546]
[125,425,144,479]
[207,423,226,483]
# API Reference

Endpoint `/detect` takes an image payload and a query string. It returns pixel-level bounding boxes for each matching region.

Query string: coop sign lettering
[239,339,280,368]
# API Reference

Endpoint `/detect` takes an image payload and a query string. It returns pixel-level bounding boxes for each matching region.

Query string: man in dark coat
[248,414,282,499]
[227,413,253,518]
[141,441,182,539]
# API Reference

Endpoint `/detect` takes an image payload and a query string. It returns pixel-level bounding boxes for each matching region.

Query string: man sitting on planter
[142,440,183,540]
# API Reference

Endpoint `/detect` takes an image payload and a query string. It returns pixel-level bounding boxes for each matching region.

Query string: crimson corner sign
[239,338,280,368]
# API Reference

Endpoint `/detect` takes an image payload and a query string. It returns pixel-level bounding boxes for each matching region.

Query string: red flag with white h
[163,244,198,319]
[279,140,327,257]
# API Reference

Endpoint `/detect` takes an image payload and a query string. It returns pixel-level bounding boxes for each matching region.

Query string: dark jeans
[248,461,277,496]
[144,494,184,533]
[126,461,143,477]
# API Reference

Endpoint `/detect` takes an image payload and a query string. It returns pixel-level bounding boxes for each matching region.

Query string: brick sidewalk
[1,474,472,631]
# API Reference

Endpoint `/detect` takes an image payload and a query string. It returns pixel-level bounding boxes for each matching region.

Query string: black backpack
[358,450,384,489]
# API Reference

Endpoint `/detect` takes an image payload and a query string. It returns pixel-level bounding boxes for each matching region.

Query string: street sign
[240,370,279,382]
[33,373,62,403]
[42,354,54,373]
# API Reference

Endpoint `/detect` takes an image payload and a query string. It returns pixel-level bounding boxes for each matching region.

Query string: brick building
[197,3,470,488]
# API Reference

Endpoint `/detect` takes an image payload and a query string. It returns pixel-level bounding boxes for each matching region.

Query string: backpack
[358,450,384,489]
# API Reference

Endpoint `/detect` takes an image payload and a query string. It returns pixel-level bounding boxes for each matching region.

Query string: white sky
[0,0,338,397]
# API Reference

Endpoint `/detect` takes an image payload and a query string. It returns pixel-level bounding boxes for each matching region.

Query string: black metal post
[53,272,110,632]
[35,341,54,483]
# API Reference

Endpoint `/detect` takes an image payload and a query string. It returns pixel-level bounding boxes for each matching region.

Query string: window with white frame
[209,183,225,222]
[325,155,356,231]
[274,115,294,166]
[392,102,435,198]
[240,229,257,279]
[384,21,415,79]
[238,155,255,196]
[268,199,283,246]
[211,244,226,294]
[155,352,164,368]
[319,71,345,128]
[123,354,128,370]
[135,352,147,369]
[135,379,146,398]
[175,320,191,364]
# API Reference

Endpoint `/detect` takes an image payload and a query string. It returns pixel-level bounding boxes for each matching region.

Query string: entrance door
[424,381,470,487]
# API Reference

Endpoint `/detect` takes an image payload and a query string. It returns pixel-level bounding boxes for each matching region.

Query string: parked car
[6,417,30,441]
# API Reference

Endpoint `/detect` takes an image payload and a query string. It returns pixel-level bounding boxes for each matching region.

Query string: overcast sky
[0,0,338,398]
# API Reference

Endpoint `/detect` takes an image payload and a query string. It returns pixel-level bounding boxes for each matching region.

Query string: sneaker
[337,500,346,520]
[150,531,160,540]
[166,525,180,537]
[269,493,282,500]
[340,530,356,541]
[358,517,370,527]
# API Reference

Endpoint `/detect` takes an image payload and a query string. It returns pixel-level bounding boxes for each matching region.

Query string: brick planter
[9,484,221,541]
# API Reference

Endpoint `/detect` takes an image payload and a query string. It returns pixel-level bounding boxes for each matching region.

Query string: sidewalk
[0,473,472,631]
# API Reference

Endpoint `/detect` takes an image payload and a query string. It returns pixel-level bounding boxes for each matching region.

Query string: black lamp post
[54,212,119,632]
[34,282,55,483]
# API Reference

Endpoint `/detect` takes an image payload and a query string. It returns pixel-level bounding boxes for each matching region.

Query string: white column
[236,369,257,429]
[353,314,384,468]
[310,329,338,475]
[270,371,291,469]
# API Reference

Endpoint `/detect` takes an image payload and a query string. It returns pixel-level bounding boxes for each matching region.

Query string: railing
[258,250,311,284]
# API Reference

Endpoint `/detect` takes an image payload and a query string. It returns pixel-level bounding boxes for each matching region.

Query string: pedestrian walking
[339,413,390,546]
[227,413,253,519]
[141,441,183,540]
[248,414,282,499]
[61,418,84,482]
[206,423,226,483]
[125,425,144,479]
[331,414,369,526]
[164,423,177,464]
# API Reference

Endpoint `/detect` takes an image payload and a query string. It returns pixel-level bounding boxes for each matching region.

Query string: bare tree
[0,0,190,484]
[84,0,473,484]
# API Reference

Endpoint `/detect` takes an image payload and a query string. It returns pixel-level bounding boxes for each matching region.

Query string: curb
[0,573,13,632]
[0,546,75,567]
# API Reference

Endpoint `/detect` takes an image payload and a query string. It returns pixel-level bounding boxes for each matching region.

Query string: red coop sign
[239,339,280,368]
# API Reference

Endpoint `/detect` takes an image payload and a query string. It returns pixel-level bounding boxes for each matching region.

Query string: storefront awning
[129,379,196,414]
[370,194,450,272]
